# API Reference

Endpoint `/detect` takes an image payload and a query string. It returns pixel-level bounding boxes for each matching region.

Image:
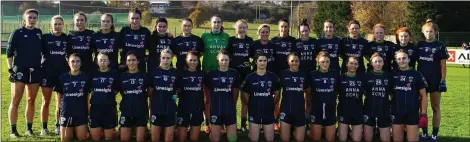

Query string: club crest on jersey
[425,47,430,52]
[268,81,272,87]
[328,45,332,49]
[110,39,115,44]
[141,34,146,39]
[282,43,286,47]
[139,78,144,84]
[279,112,286,120]
[229,77,233,83]
[358,81,362,86]
[384,79,388,85]
[81,81,86,87]
[300,77,304,83]
[260,81,265,87]
[163,75,168,81]
[376,79,382,85]
[55,41,61,46]
[408,49,414,55]
[352,44,357,49]
[133,35,138,40]
[109,78,114,84]
[198,77,203,82]
[171,76,176,82]
[37,33,41,39]
[409,77,414,82]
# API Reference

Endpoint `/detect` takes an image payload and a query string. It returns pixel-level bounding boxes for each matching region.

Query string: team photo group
[6,7,448,142]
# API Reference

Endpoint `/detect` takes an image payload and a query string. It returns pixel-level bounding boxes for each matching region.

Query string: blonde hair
[257,24,270,35]
[50,15,64,33]
[160,48,173,57]
[422,19,439,32]
[316,51,329,62]
[394,49,408,58]
[234,19,248,29]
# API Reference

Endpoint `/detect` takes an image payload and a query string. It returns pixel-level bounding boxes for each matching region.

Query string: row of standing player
[6,8,448,142]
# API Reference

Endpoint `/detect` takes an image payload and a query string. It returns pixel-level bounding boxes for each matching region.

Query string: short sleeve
[416,72,428,90]
[272,74,281,92]
[241,76,252,94]
[232,70,241,88]
[147,71,155,89]
[54,75,64,94]
[303,73,311,89]
[309,72,316,89]
[438,43,449,60]
[176,72,184,89]
[112,71,120,93]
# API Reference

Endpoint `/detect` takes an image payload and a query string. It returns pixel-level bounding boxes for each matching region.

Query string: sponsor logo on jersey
[214,87,231,92]
[125,43,145,48]
[64,92,84,97]
[94,88,112,93]
[125,89,143,94]
[394,86,412,91]
[253,92,270,97]
[285,87,303,92]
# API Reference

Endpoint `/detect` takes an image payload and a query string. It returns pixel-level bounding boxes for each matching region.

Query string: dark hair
[182,18,193,24]
[216,48,231,60]
[298,18,310,31]
[74,12,87,21]
[68,53,81,60]
[153,17,168,33]
[126,51,139,61]
[316,51,329,62]
[129,8,142,18]
[279,18,289,25]
[347,56,359,63]
[324,19,334,27]
[22,9,39,26]
[211,15,224,32]
[102,13,115,31]
[348,20,360,28]
[287,52,300,60]
[253,52,268,62]
[185,51,199,70]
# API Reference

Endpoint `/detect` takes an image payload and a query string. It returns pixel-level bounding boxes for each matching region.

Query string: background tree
[313,1,352,37]
[188,2,211,28]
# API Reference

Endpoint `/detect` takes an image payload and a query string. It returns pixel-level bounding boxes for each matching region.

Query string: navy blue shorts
[151,113,177,127]
[40,75,60,88]
[89,104,117,129]
[14,67,42,84]
[310,103,336,126]
[422,73,440,93]
[249,113,275,125]
[59,115,88,127]
[279,111,305,127]
[391,111,419,125]
[363,114,391,128]
[177,110,203,127]
[120,115,148,128]
[338,108,362,125]
[210,113,236,126]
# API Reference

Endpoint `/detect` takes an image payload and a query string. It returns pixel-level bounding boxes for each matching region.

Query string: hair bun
[426,19,433,23]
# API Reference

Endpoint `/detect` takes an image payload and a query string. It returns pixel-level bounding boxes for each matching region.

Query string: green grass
[2,53,470,141]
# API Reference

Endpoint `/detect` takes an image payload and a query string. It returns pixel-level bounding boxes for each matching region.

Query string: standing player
[40,15,68,136]
[91,13,119,70]
[149,17,174,71]
[118,52,149,142]
[89,53,119,141]
[176,51,205,141]
[118,8,151,72]
[363,53,392,142]
[340,20,368,75]
[251,24,276,73]
[417,20,449,141]
[148,49,178,142]
[242,53,281,142]
[294,19,317,72]
[204,49,240,142]
[393,27,418,70]
[391,50,427,142]
[55,54,90,141]
[307,51,339,141]
[337,56,364,142]
[171,18,204,72]
[202,15,230,132]
[279,53,309,142]
[7,9,45,137]
[366,24,395,72]
[226,19,253,132]
[66,12,94,73]
[317,19,341,72]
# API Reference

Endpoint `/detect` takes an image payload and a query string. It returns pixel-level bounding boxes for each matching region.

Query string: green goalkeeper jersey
[201,31,230,72]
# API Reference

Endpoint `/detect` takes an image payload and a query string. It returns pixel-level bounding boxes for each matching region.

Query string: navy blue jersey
[317,37,341,71]
[242,71,281,116]
[171,35,204,71]
[227,36,254,75]
[271,36,295,73]
[149,33,174,71]
[119,71,149,117]
[250,40,276,73]
[294,38,318,72]
[41,33,68,76]
[91,31,119,69]
[55,72,91,117]
[90,69,119,105]
[363,71,391,117]
[279,69,310,112]
[309,70,339,105]
[340,37,369,74]
[118,26,151,72]
[6,27,45,68]
[67,29,94,70]
[391,69,427,113]
[392,44,418,70]
[337,74,364,112]
[176,70,205,112]
[149,67,178,115]
[204,69,241,116]
[417,41,449,77]
[367,41,396,72]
